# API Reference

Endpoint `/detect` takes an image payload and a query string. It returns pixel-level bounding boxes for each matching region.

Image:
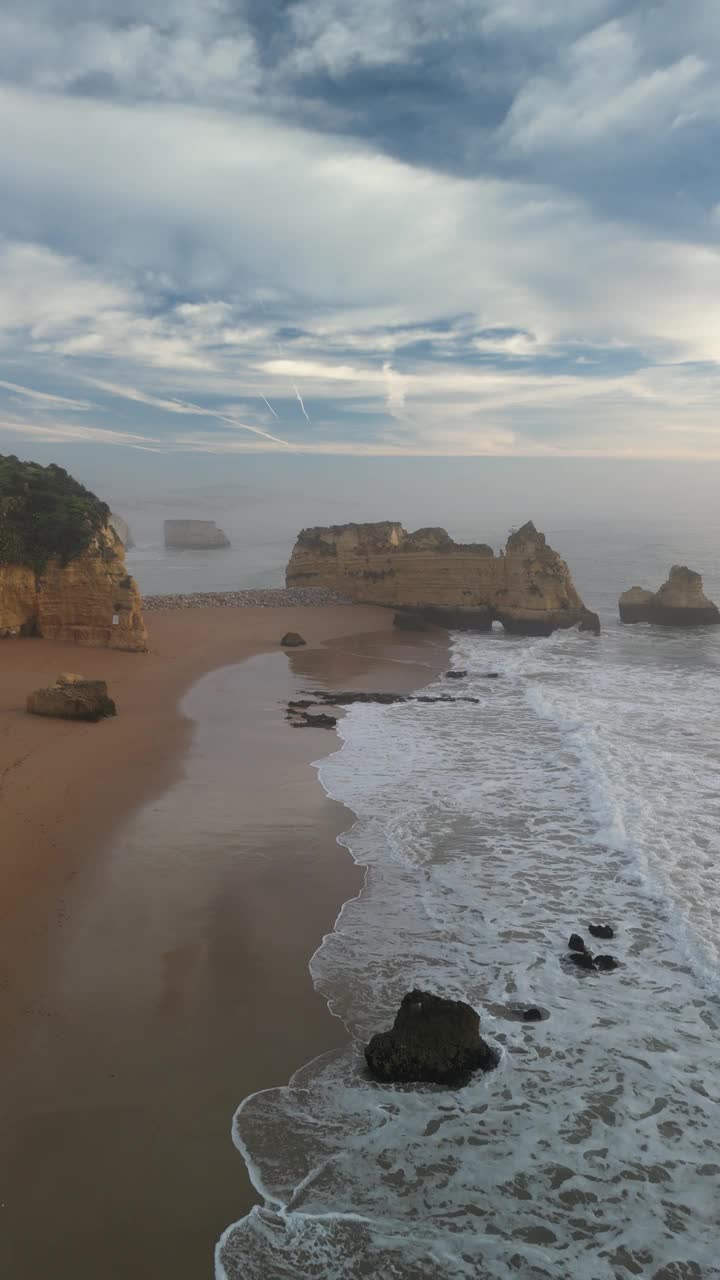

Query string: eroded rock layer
[286,520,599,635]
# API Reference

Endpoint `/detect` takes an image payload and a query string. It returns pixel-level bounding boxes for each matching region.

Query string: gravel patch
[142,587,354,610]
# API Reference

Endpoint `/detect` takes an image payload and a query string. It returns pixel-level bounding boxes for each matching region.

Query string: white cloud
[502,19,708,150]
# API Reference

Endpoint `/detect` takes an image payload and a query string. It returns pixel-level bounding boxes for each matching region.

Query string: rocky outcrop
[0,456,146,650]
[280,632,306,647]
[27,676,117,722]
[365,989,499,1086]
[164,519,229,549]
[619,566,720,626]
[287,520,599,635]
[109,513,134,549]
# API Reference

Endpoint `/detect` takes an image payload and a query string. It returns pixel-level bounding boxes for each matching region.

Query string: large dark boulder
[280,632,306,647]
[365,989,499,1087]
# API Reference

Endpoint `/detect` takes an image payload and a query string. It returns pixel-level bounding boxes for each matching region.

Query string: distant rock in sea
[286,519,599,636]
[619,566,720,626]
[109,513,134,549]
[164,519,230,549]
[0,453,146,650]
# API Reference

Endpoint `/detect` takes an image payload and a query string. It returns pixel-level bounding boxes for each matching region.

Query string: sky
[1,0,720,461]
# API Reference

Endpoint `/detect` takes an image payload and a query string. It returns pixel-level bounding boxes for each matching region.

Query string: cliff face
[109,513,134,549]
[620,566,720,626]
[0,528,147,650]
[0,455,147,650]
[286,520,599,635]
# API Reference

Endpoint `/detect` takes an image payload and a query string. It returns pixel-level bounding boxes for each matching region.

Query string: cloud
[502,20,707,151]
[2,4,720,461]
[0,379,93,410]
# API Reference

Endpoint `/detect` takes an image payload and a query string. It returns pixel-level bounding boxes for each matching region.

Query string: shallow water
[218,619,720,1279]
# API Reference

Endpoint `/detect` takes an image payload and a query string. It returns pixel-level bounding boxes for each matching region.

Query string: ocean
[85,451,720,1278]
[195,509,720,1279]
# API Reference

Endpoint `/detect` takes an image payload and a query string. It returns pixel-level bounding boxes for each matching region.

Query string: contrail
[82,377,289,445]
[293,384,310,421]
[260,394,280,420]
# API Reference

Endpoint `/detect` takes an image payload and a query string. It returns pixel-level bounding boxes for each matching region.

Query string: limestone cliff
[286,519,599,635]
[109,513,134,549]
[0,455,147,650]
[619,566,720,626]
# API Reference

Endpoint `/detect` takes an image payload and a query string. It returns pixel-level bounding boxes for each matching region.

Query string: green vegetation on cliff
[0,454,110,573]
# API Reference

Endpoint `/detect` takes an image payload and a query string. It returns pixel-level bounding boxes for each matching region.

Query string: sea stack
[619,566,720,626]
[0,454,147,650]
[164,519,230,549]
[286,519,599,636]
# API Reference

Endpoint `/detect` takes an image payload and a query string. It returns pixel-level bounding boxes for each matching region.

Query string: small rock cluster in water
[141,587,353,610]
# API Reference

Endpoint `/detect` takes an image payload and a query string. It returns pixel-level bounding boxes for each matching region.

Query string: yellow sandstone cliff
[0,527,147,651]
[286,520,599,635]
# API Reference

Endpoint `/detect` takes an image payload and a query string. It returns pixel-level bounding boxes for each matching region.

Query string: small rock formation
[289,710,337,729]
[568,933,587,953]
[522,1008,543,1022]
[0,455,146,650]
[280,632,306,647]
[287,691,480,711]
[109,514,134,549]
[365,989,499,1086]
[619,566,720,626]
[163,519,230,549]
[27,676,116,722]
[444,670,468,679]
[589,923,614,939]
[593,954,619,972]
[567,952,594,970]
[287,520,599,636]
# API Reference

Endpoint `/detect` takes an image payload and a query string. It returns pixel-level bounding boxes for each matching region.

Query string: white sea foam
[218,624,720,1279]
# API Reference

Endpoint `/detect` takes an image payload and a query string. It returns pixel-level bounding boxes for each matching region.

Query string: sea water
[217,616,720,1279]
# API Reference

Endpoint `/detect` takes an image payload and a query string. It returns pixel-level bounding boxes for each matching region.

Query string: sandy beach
[0,604,447,1279]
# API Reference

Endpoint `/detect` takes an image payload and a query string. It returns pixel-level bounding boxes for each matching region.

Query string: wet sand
[0,608,447,1279]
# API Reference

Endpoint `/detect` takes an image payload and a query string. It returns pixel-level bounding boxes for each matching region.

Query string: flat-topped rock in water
[287,519,599,637]
[365,989,499,1086]
[0,454,146,650]
[619,566,720,626]
[164,519,230,549]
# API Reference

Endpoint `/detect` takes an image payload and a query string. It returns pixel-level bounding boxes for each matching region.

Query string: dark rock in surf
[567,952,594,971]
[281,632,306,647]
[288,710,337,729]
[522,1008,543,1022]
[593,954,619,972]
[589,923,614,939]
[568,934,587,953]
[444,670,468,679]
[393,611,433,631]
[365,989,499,1087]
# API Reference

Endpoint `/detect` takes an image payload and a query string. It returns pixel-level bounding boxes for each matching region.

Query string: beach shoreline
[0,604,448,1279]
